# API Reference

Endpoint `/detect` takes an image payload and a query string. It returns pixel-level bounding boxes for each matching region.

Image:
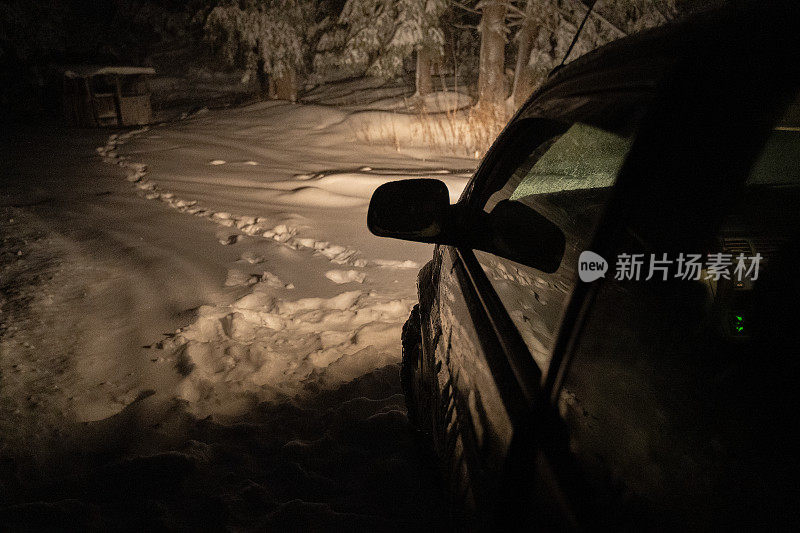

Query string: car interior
[557,101,800,529]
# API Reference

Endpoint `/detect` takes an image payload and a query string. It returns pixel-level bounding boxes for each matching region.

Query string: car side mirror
[367,179,566,274]
[367,179,454,243]
[485,200,565,273]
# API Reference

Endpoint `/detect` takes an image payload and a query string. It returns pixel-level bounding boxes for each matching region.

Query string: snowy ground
[0,91,476,529]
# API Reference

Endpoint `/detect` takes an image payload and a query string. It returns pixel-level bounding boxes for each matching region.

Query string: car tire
[401,304,422,427]
[403,304,473,527]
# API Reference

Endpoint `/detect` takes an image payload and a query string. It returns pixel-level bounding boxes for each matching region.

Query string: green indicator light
[733,315,745,334]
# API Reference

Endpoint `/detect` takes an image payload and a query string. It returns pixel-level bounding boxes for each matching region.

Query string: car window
[488,123,632,208]
[474,122,634,373]
[737,96,800,188]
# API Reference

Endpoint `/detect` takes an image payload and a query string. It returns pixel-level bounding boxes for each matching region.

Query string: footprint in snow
[239,251,264,264]
[224,269,259,287]
[325,270,366,284]
[220,235,241,245]
[258,271,294,289]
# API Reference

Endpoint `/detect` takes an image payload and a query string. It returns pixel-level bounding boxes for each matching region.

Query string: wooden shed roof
[63,66,156,78]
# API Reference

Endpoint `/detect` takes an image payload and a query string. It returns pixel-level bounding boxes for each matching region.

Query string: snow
[325,269,367,284]
[64,65,156,78]
[166,288,415,416]
[0,91,476,527]
[94,101,474,417]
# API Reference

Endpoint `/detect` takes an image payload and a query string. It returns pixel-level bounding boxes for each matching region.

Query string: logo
[578,251,761,283]
[578,251,608,282]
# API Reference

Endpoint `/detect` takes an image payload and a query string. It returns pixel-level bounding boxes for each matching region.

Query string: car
[367,3,800,530]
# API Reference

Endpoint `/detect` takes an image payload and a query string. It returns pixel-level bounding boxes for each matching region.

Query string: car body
[368,3,800,531]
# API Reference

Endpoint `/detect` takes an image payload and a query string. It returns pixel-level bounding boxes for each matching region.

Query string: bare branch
[565,0,627,38]
[475,0,511,11]
[449,0,481,15]
[506,3,525,18]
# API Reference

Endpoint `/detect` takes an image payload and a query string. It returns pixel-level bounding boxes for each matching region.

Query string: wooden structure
[62,66,156,127]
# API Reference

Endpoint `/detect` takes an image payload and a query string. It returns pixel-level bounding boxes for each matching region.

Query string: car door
[544,102,800,531]
[422,101,650,525]
[535,36,800,528]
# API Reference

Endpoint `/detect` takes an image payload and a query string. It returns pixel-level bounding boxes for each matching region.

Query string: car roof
[521,2,798,119]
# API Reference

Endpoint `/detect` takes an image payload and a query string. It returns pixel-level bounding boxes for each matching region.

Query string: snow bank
[358,90,473,113]
[344,106,503,158]
[302,78,471,113]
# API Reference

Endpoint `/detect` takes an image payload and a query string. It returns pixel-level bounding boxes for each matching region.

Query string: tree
[510,0,680,107]
[333,0,402,78]
[0,0,66,116]
[510,0,548,109]
[204,0,317,101]
[476,0,509,109]
[386,0,448,96]
[315,0,446,96]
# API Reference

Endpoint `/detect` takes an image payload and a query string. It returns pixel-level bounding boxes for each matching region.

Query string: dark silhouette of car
[368,3,799,530]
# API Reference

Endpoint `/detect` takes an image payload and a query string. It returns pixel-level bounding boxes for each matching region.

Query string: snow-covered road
[0,100,476,529]
[3,127,232,423]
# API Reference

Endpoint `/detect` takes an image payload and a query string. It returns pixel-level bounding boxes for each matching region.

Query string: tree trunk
[256,57,270,100]
[477,0,508,109]
[274,67,297,102]
[511,1,537,109]
[415,47,433,97]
